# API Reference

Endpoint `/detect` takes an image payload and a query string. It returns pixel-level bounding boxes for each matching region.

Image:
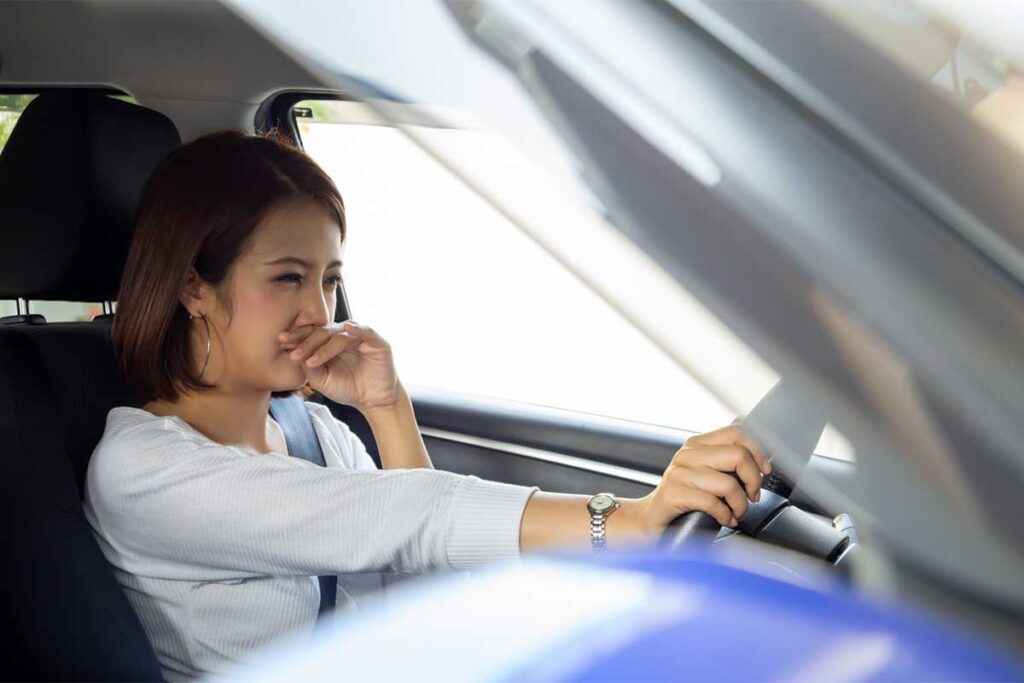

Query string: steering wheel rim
[658,511,723,551]
[657,379,828,553]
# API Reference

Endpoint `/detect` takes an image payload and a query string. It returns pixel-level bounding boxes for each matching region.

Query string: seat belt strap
[268,395,337,619]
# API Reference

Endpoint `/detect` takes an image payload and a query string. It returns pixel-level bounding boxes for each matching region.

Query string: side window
[293,99,736,432]
[0,93,35,153]
[26,301,107,322]
[0,300,106,322]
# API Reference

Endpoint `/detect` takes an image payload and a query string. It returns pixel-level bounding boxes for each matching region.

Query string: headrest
[0,92,180,301]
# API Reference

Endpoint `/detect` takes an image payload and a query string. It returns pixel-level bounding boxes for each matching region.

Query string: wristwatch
[587,492,620,552]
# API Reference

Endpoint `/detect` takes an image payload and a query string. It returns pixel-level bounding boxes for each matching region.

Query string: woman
[83,130,771,681]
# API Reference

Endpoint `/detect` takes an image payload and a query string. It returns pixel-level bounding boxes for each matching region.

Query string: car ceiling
[0,0,334,140]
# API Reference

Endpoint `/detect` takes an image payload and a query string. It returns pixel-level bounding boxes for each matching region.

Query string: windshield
[224,0,783,427]
[292,98,780,435]
[225,0,1023,623]
[818,0,1024,156]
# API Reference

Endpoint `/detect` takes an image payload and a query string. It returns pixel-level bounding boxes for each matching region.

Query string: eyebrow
[262,257,343,269]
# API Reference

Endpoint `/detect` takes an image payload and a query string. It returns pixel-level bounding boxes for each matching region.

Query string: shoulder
[100,406,197,455]
[90,406,239,485]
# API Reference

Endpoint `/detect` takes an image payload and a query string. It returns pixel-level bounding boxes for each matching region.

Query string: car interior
[0,1,958,680]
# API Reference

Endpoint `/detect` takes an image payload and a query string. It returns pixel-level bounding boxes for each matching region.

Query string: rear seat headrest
[0,92,181,302]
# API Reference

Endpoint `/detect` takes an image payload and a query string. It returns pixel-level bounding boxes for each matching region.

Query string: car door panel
[318,389,856,514]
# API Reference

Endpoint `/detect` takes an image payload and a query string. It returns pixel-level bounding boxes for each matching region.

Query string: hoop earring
[188,313,212,381]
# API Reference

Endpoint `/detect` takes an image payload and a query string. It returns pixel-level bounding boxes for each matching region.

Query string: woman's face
[193,197,344,394]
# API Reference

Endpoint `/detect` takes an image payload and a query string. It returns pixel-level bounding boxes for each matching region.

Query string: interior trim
[420,426,663,486]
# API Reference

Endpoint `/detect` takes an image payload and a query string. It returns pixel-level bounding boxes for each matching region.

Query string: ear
[178,267,207,317]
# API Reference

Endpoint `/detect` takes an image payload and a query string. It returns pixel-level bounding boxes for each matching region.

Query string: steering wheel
[659,490,792,550]
[658,380,829,551]
[659,509,723,549]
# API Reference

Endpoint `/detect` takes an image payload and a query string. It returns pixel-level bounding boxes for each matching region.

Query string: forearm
[518,492,658,553]
[360,382,433,470]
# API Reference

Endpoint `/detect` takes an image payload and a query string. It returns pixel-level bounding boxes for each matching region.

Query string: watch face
[589,494,614,513]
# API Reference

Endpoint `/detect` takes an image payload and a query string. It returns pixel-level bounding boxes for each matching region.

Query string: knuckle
[672,448,694,467]
[710,470,733,493]
[713,506,731,525]
[704,476,725,497]
[748,467,763,488]
[667,466,689,484]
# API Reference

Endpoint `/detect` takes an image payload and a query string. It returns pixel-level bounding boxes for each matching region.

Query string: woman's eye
[276,274,343,286]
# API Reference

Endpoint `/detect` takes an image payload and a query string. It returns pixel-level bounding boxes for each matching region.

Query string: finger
[278,325,317,344]
[339,320,373,336]
[288,327,332,362]
[673,487,735,528]
[687,424,772,475]
[305,332,356,367]
[340,321,385,351]
[680,467,749,522]
[676,445,763,501]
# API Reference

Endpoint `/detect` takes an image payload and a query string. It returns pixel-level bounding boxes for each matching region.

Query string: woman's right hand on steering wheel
[630,425,772,532]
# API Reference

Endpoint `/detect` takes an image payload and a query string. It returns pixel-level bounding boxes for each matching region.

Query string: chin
[268,364,307,393]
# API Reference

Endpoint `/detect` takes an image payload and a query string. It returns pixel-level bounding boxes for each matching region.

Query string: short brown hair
[113,129,346,404]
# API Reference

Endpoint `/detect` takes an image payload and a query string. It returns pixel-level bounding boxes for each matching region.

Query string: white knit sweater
[82,402,538,681]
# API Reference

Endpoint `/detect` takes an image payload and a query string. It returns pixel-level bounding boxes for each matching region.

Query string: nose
[295,281,333,328]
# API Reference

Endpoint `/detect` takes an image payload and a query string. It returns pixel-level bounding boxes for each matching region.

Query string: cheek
[237,281,291,319]
[228,288,291,351]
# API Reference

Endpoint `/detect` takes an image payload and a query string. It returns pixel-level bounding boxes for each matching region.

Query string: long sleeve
[84,408,538,583]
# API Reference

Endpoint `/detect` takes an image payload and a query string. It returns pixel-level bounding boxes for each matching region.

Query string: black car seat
[0,92,180,681]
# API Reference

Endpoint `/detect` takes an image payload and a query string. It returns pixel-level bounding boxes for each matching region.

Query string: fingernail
[730,517,738,527]
[755,490,761,502]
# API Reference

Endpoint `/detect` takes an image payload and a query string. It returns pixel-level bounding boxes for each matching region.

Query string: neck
[144,388,278,454]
